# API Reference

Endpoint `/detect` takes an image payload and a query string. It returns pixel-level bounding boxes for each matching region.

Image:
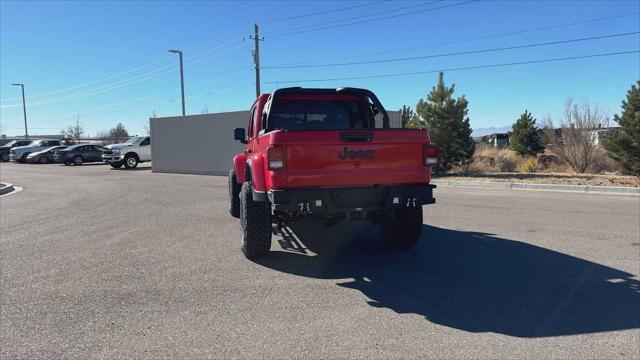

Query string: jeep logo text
[338,147,374,160]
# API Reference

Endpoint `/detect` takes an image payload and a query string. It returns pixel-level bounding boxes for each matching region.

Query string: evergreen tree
[400,105,414,128]
[107,123,129,144]
[415,73,474,172]
[603,80,640,175]
[510,110,544,156]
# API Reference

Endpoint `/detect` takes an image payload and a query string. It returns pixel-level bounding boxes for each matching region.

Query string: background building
[150,110,402,175]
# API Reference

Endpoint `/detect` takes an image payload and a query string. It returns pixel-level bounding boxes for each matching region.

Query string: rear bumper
[267,184,435,213]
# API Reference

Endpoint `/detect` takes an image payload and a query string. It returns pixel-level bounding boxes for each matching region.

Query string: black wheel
[123,154,138,169]
[73,155,83,166]
[64,161,71,166]
[110,162,123,168]
[229,169,241,218]
[239,182,272,258]
[39,156,49,164]
[20,153,30,163]
[379,206,423,249]
[1,153,8,162]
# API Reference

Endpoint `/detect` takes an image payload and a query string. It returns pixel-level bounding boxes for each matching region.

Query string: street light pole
[11,83,28,139]
[168,49,185,116]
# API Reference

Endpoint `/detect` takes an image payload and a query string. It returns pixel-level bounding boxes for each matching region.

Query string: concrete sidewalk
[431,179,640,195]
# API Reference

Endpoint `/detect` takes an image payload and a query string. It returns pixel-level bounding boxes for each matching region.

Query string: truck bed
[275,129,432,189]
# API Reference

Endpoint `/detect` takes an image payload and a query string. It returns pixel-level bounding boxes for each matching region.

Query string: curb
[431,180,640,196]
[0,182,15,195]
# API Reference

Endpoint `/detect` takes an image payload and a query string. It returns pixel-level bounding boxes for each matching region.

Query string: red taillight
[423,144,439,166]
[268,146,286,170]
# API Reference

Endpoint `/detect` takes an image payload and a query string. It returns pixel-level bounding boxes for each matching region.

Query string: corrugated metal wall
[150,110,402,175]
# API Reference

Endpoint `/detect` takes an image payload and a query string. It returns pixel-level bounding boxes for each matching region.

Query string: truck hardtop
[229,87,439,258]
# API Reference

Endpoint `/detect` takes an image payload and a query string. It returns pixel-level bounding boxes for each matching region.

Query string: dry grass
[461,143,621,175]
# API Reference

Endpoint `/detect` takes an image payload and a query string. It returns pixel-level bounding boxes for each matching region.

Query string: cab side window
[140,138,150,146]
[247,105,255,140]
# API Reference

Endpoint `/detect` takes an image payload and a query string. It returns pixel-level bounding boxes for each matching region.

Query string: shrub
[517,157,538,173]
[495,151,518,172]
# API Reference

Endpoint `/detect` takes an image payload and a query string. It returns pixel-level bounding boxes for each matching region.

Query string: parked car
[229,87,439,258]
[26,145,68,164]
[54,144,104,165]
[0,140,33,162]
[9,139,64,162]
[102,136,151,169]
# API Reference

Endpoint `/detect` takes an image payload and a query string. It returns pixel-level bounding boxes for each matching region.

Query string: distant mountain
[472,125,512,137]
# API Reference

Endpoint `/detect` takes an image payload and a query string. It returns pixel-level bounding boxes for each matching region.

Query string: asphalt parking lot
[1,162,639,359]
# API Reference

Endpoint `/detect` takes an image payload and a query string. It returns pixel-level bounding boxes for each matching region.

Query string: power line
[1,42,245,108]
[268,0,479,37]
[1,2,399,104]
[263,0,442,36]
[262,0,391,24]
[266,50,639,84]
[264,12,640,68]
[22,69,252,124]
[1,32,247,104]
[263,31,640,69]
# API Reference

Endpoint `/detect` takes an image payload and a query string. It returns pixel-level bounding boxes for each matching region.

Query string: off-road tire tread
[239,182,272,258]
[229,169,241,218]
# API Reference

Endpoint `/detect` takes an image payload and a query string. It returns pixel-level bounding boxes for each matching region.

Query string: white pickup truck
[101,136,151,169]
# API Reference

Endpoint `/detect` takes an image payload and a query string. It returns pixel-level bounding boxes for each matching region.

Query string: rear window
[269,99,373,131]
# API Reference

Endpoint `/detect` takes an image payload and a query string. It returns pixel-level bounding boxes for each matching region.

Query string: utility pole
[250,23,263,98]
[168,49,186,116]
[11,83,28,139]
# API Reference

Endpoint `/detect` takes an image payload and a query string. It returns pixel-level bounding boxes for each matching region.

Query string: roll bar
[264,87,390,130]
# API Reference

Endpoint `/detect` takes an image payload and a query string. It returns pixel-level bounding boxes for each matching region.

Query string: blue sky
[1,0,638,136]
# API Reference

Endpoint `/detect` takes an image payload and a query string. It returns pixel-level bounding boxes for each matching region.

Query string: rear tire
[123,154,138,169]
[73,155,83,166]
[229,169,241,218]
[64,161,71,166]
[1,153,8,162]
[379,206,423,249]
[110,162,123,168]
[239,182,272,258]
[19,153,29,163]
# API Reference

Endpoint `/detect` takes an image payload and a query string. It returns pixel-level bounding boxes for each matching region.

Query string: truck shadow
[255,221,640,338]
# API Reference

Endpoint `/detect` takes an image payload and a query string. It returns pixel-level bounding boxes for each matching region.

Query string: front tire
[229,169,241,218]
[39,156,49,164]
[73,155,83,166]
[19,153,30,163]
[379,206,423,249]
[123,154,138,169]
[239,182,272,258]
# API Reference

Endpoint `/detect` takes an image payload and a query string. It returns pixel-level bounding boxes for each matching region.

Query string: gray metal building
[150,110,402,175]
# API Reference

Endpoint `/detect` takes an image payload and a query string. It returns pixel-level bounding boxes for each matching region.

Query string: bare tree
[543,99,608,173]
[60,114,84,142]
[95,130,109,145]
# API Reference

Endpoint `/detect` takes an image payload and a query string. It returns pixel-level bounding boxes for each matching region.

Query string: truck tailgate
[283,130,428,188]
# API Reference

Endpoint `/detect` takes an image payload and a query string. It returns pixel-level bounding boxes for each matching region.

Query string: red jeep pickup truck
[230,87,438,258]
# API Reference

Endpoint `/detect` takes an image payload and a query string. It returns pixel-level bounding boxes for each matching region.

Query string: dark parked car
[54,144,104,165]
[26,146,68,164]
[0,140,33,162]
